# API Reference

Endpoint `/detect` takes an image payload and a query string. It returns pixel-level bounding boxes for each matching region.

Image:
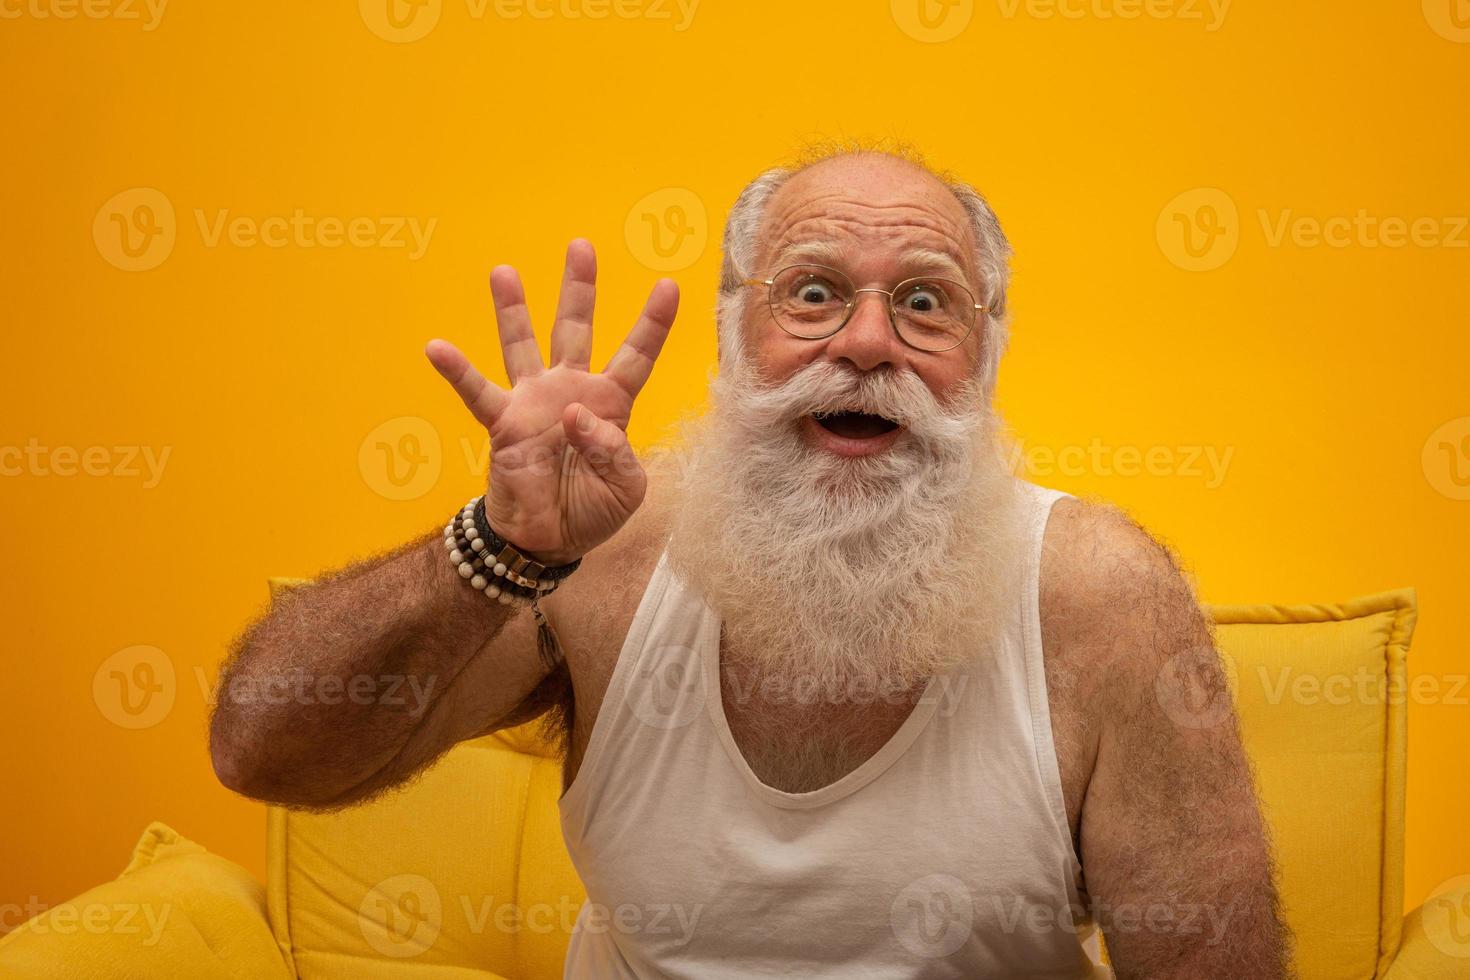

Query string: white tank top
[558,481,1111,979]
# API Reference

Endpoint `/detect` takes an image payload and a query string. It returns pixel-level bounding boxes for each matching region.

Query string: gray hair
[715,149,1014,398]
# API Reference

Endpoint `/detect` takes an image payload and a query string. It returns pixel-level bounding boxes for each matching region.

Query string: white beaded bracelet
[443,496,573,670]
[443,497,569,604]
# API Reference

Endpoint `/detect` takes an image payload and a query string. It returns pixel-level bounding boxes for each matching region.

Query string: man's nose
[824,290,902,372]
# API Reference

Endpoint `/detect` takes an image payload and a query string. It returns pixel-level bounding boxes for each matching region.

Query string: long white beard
[662,353,1031,696]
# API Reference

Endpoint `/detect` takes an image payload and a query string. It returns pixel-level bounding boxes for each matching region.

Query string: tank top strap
[557,542,713,826]
[1018,482,1090,923]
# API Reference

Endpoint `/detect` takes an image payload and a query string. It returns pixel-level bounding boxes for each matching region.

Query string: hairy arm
[209,529,558,811]
[1051,502,1293,977]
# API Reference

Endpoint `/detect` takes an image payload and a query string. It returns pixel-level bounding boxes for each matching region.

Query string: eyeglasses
[742,264,987,353]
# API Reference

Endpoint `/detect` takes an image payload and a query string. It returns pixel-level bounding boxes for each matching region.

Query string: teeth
[814,408,889,419]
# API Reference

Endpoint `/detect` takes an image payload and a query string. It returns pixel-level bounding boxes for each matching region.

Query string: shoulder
[1038,493,1215,717]
[1042,494,1207,645]
[1035,493,1226,838]
[1042,494,1192,601]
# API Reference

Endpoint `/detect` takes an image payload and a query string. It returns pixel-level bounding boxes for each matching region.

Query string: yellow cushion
[1207,588,1416,980]
[267,729,580,980]
[1386,880,1470,978]
[0,822,289,980]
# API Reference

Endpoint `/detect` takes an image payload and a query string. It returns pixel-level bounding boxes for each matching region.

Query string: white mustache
[723,359,984,449]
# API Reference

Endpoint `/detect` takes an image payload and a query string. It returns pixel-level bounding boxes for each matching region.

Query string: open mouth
[810,410,902,440]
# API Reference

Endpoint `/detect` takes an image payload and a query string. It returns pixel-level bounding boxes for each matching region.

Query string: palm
[426,240,679,566]
[482,367,636,561]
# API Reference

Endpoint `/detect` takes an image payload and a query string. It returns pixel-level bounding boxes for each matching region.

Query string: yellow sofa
[4,586,1468,978]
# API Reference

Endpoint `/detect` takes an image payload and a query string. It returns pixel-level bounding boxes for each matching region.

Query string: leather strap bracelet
[443,495,575,670]
[472,497,582,584]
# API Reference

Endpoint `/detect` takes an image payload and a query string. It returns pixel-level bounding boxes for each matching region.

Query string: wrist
[481,504,583,569]
[441,495,577,673]
[443,497,583,608]
[478,525,583,569]
[474,500,583,577]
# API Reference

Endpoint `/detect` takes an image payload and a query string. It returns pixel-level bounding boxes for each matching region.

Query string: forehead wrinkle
[767,218,974,283]
[761,220,971,273]
[758,193,978,279]
[773,200,969,243]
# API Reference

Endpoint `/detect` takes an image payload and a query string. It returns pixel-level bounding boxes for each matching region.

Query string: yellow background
[2,0,1467,928]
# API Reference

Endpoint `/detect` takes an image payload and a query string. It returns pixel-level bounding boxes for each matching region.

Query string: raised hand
[425,239,678,566]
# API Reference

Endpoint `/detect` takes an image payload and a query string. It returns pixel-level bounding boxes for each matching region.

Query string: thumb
[562,403,643,496]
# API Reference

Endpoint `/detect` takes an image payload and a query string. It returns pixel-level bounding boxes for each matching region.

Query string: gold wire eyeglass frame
[741,263,988,354]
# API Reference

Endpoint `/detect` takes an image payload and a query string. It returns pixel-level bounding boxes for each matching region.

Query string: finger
[425,338,511,428]
[562,402,645,508]
[602,278,679,399]
[489,265,545,385]
[549,239,597,371]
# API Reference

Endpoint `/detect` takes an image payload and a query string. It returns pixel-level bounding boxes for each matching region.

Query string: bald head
[756,153,981,288]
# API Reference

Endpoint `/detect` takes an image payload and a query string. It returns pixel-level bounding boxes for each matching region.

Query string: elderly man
[210,148,1292,978]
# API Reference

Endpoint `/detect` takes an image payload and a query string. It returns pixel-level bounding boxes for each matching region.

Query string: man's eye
[797,282,835,303]
[900,284,947,314]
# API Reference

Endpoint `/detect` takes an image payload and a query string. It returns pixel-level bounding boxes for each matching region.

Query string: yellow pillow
[1208,588,1416,980]
[264,576,577,980]
[0,822,289,979]
[266,734,570,980]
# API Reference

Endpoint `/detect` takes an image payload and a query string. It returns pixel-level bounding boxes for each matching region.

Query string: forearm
[209,528,520,807]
